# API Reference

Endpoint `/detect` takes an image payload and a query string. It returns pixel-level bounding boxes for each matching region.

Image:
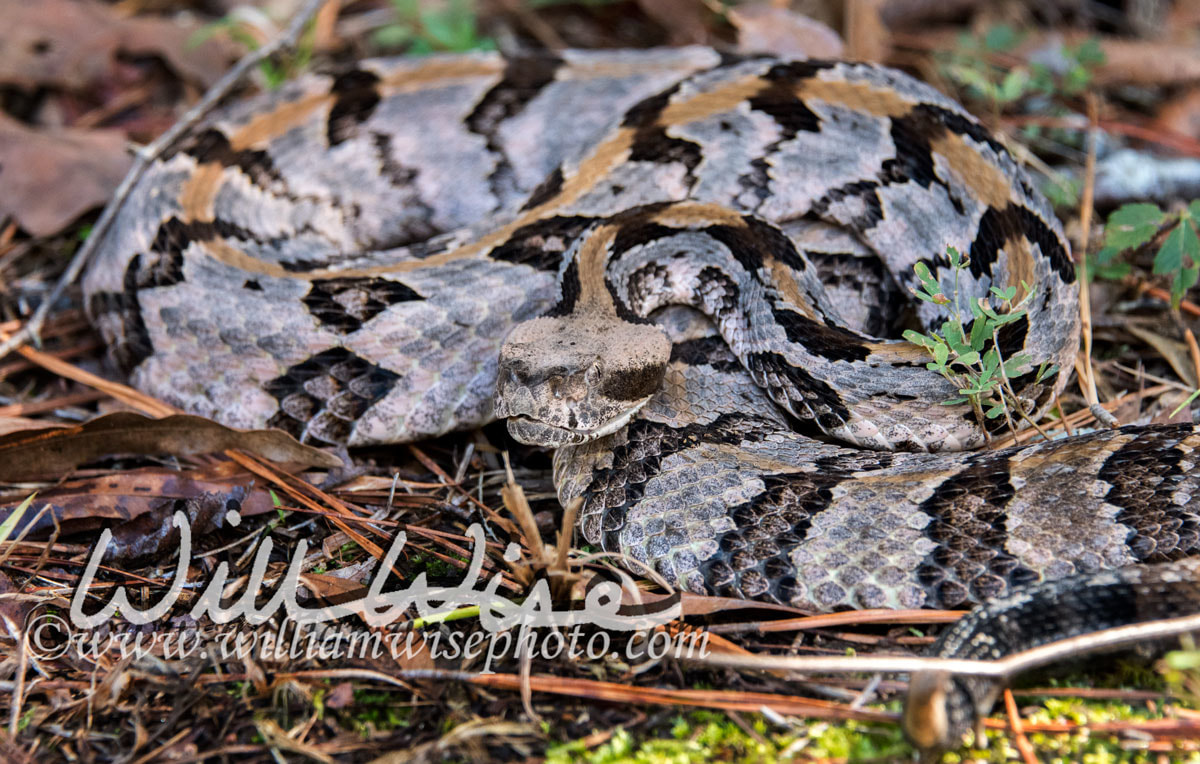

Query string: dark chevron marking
[1099,426,1200,561]
[748,75,821,139]
[969,204,1076,284]
[620,82,684,130]
[704,470,850,603]
[264,348,400,445]
[609,221,679,260]
[369,132,442,243]
[627,126,703,189]
[734,62,826,209]
[303,278,424,333]
[916,456,1036,608]
[369,132,417,186]
[150,216,259,263]
[327,69,382,146]
[703,217,810,273]
[770,308,870,362]
[585,414,784,552]
[520,167,564,211]
[466,53,563,200]
[87,255,155,373]
[810,178,885,231]
[668,336,741,372]
[544,260,581,318]
[762,59,841,83]
[745,350,852,428]
[183,128,284,189]
[489,215,596,272]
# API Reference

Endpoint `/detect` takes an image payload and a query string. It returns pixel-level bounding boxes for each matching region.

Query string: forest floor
[1,0,1200,761]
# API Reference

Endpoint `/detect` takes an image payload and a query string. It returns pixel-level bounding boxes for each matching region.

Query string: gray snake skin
[81,48,1200,747]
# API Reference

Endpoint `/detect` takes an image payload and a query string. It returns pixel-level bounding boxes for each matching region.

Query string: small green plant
[943,25,1104,108]
[1161,635,1200,706]
[374,0,495,53]
[1042,175,1082,211]
[1096,201,1200,308]
[904,247,1057,436]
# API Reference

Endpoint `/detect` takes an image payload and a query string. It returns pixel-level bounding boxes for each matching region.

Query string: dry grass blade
[1076,92,1117,429]
[466,671,895,722]
[1004,688,1038,764]
[0,327,173,416]
[709,607,966,635]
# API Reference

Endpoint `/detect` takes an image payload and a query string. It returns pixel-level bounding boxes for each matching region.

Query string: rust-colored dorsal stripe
[573,223,620,313]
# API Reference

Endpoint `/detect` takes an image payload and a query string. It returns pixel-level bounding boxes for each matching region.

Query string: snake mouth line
[505,397,654,447]
[506,417,591,447]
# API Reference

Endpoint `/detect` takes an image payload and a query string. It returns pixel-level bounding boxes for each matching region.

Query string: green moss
[544,710,908,763]
[543,683,1200,764]
[342,689,413,735]
[407,550,464,579]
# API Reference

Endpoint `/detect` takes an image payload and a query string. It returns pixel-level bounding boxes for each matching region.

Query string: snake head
[494,315,670,447]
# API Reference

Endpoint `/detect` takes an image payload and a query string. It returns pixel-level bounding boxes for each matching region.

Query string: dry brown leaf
[119,14,242,88]
[1125,325,1198,389]
[0,411,341,482]
[0,112,131,236]
[1152,391,1196,425]
[100,490,236,561]
[0,0,123,89]
[0,0,239,90]
[0,463,275,539]
[730,4,844,59]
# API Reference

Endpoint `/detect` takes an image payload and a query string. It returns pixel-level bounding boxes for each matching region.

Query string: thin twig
[1004,688,1037,764]
[1134,279,1200,317]
[1076,92,1118,429]
[989,383,1171,449]
[0,0,330,362]
[693,609,1200,678]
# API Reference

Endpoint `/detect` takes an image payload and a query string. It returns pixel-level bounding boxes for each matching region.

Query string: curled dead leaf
[0,411,342,482]
[99,490,238,562]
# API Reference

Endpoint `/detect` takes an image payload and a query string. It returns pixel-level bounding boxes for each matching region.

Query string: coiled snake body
[84,46,1199,751]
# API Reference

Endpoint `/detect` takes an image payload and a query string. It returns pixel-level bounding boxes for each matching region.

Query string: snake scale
[82,46,1198,751]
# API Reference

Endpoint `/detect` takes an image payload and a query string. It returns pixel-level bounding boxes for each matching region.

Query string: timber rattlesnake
[82,46,1199,752]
